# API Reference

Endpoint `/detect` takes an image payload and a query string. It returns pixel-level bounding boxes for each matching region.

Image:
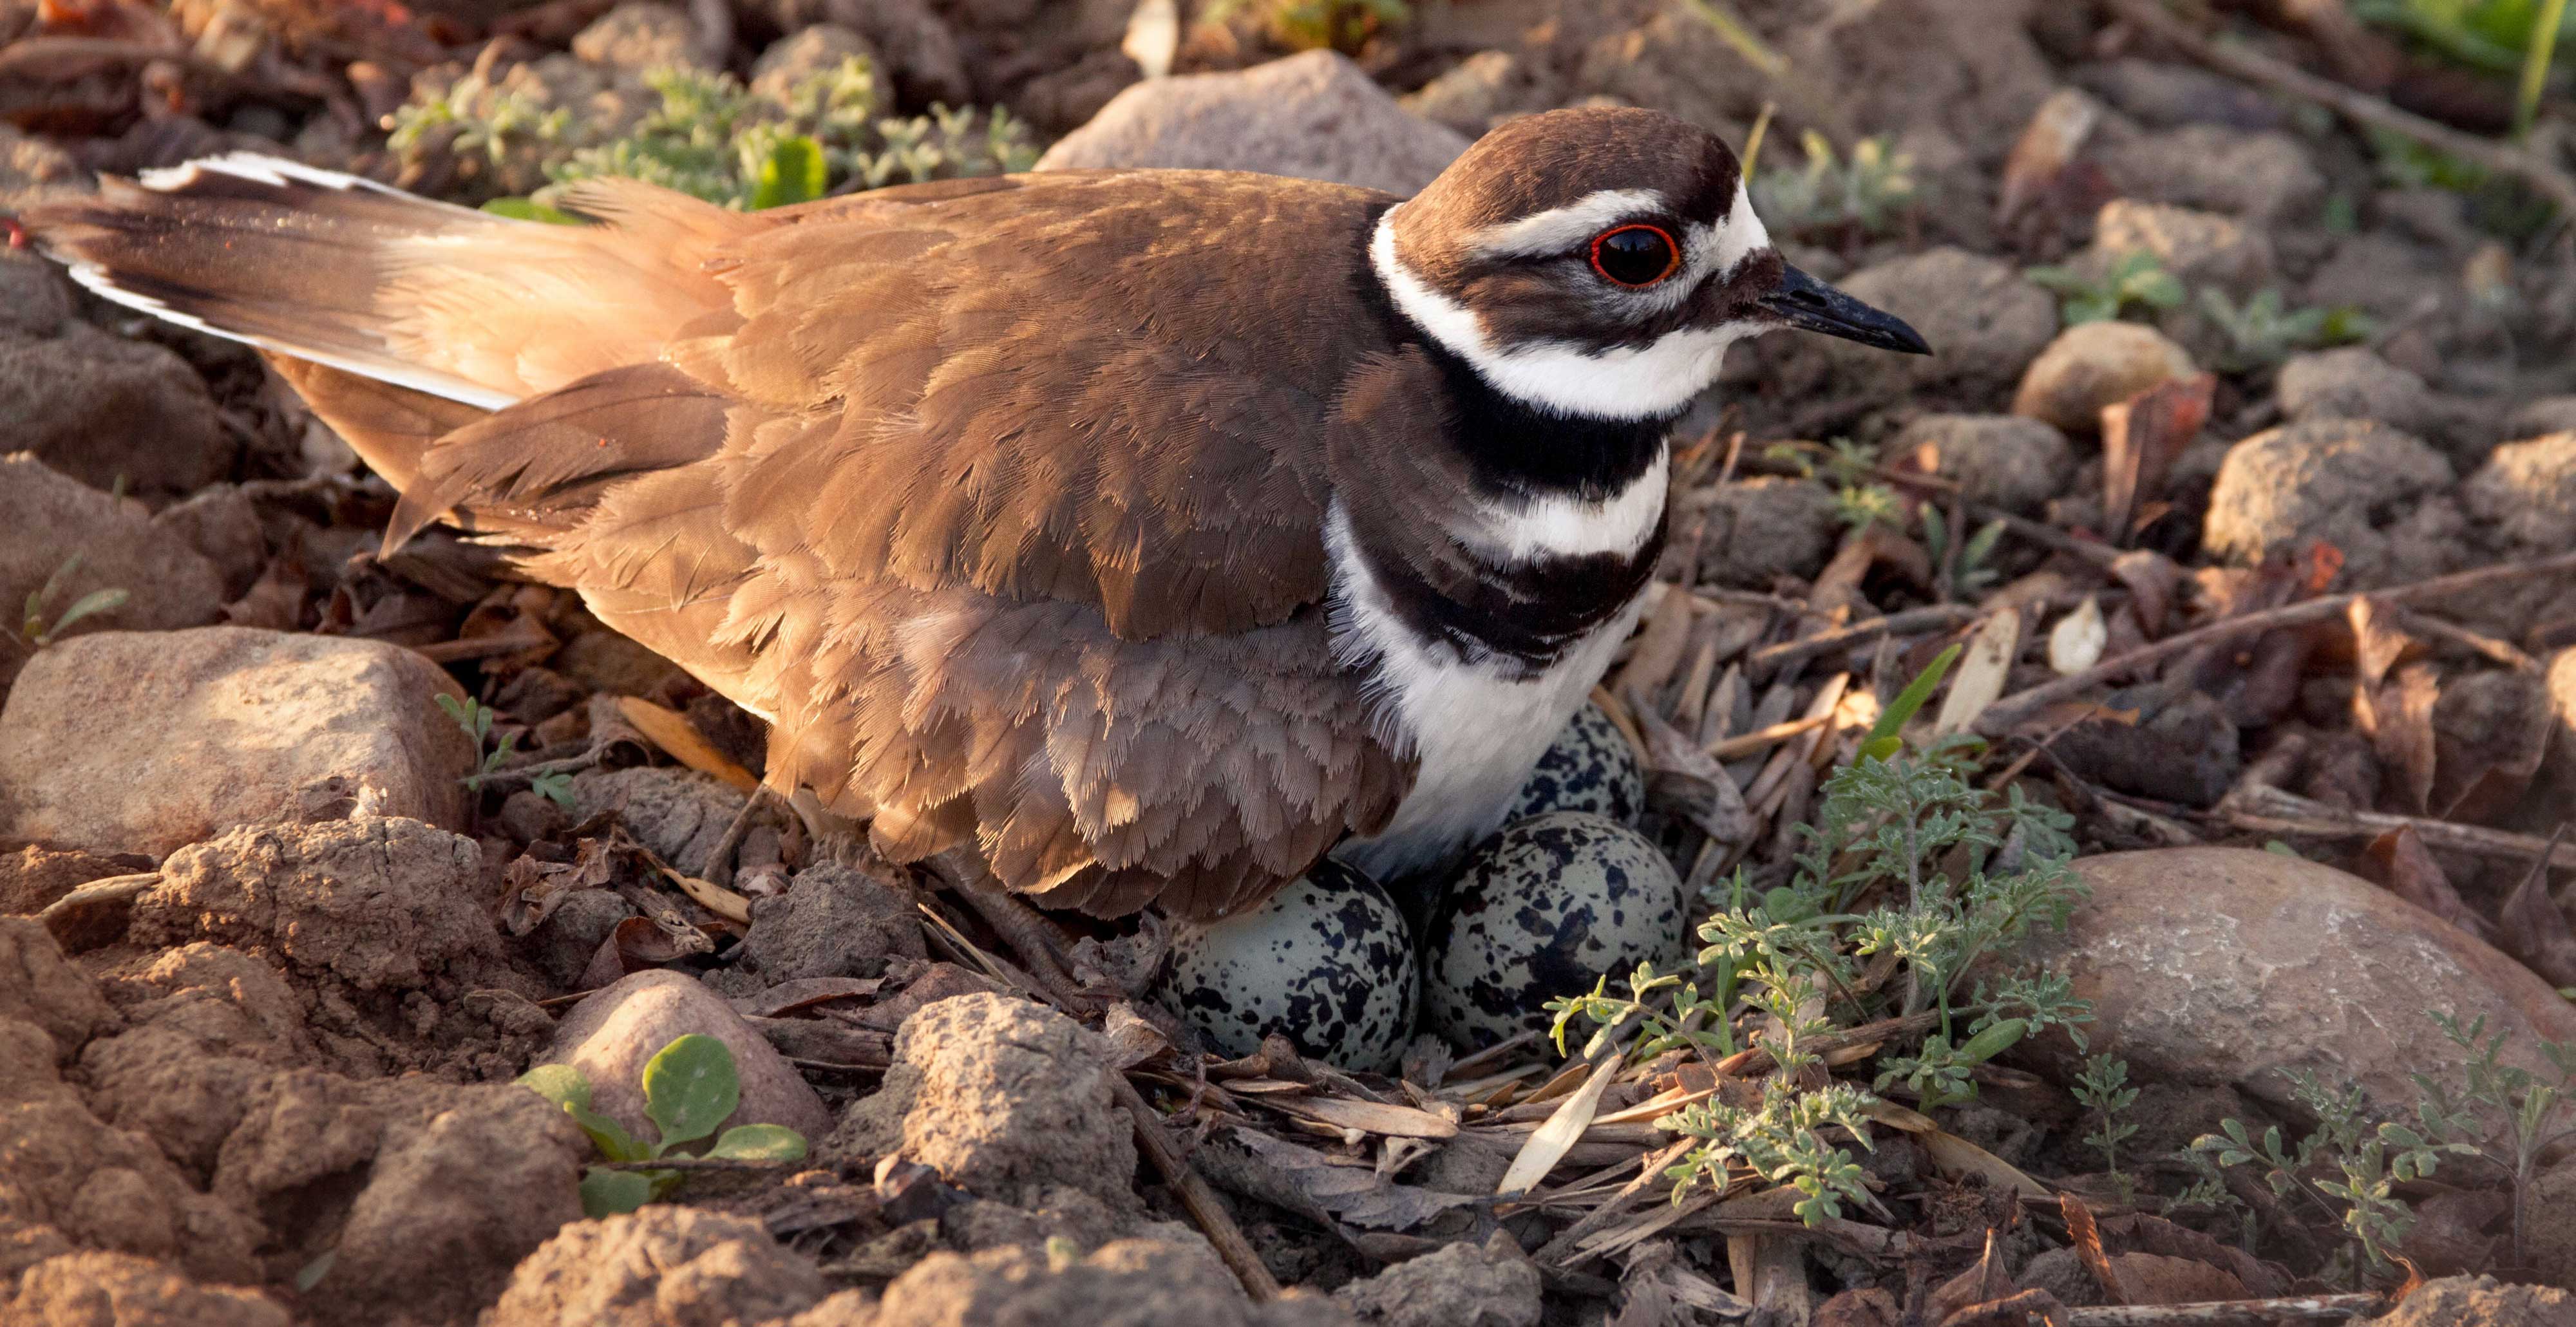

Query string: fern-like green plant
[2027,251,2186,325]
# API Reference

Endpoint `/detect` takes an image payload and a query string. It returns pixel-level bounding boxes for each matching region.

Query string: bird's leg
[697,784,774,886]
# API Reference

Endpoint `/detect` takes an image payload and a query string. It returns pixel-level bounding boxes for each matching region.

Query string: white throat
[1368,205,1761,420]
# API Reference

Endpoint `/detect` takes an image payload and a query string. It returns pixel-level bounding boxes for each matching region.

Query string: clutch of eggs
[1154,702,1680,1068]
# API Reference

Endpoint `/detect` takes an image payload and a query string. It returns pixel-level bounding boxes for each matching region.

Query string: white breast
[1325,466,1662,881]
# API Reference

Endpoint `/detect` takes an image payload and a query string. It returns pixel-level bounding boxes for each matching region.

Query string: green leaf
[749,135,829,210]
[642,1033,740,1151]
[580,1167,656,1218]
[33,587,126,643]
[481,197,583,225]
[2126,270,2185,310]
[1957,1017,2029,1064]
[531,771,576,810]
[1859,644,1961,762]
[705,1123,808,1162]
[294,1249,336,1293]
[516,1063,592,1111]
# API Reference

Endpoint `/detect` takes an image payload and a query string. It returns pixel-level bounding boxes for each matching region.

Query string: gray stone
[541,969,834,1143]
[1688,477,1840,589]
[1336,1236,1540,1327]
[734,861,925,984]
[0,456,224,697]
[1399,50,1544,138]
[1891,415,2075,514]
[2276,347,2438,438]
[2203,419,2455,586]
[1760,248,2058,412]
[750,23,879,102]
[0,628,477,857]
[1037,50,1468,195]
[0,321,236,497]
[2097,125,2325,225]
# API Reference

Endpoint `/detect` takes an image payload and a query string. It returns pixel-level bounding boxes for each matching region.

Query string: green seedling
[1752,131,1918,241]
[11,554,127,651]
[1548,647,2092,1226]
[2192,1068,2474,1284]
[520,1033,808,1217]
[2073,1054,2141,1200]
[2196,288,2376,372]
[1922,506,2007,598]
[434,692,574,809]
[2027,251,2185,325]
[2410,1010,2576,1267]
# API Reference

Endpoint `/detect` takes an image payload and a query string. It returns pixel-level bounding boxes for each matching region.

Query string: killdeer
[24,106,1926,921]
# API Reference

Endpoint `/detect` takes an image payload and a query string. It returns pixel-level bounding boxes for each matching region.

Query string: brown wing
[382,171,1415,918]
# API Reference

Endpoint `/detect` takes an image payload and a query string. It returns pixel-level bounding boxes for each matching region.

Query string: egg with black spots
[1424,811,1687,1048]
[1155,858,1416,1073]
[1501,702,1644,825]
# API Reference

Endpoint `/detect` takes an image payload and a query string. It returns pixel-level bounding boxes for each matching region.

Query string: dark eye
[1589,223,1680,288]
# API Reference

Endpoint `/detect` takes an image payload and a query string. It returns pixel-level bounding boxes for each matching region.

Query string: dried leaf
[1927,1228,2015,1323]
[2348,597,2422,689]
[1996,87,2101,225]
[618,697,760,791]
[1262,1094,1458,1140]
[2101,373,2214,540]
[1612,585,1697,700]
[1913,1125,2052,1199]
[1211,1128,1482,1232]
[2097,1211,2286,1298]
[2109,549,2181,637]
[1634,702,1755,843]
[2360,828,2490,941]
[1932,610,2023,737]
[499,838,618,936]
[730,977,884,1018]
[2363,664,2441,814]
[1098,1001,1175,1071]
[2433,671,2554,822]
[2062,1192,2127,1304]
[2048,596,2107,675]
[2497,838,2576,988]
[1813,1287,1899,1327]
[1499,1056,1619,1194]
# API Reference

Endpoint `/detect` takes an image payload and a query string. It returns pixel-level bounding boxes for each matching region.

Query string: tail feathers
[30,155,523,409]
[24,152,760,411]
[263,353,489,494]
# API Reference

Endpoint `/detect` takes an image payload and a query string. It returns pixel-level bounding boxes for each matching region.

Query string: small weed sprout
[1752,131,1918,241]
[2072,1054,2141,1199]
[1204,0,1410,53]
[2196,288,2376,372]
[2027,251,2186,325]
[434,692,574,809]
[520,1033,808,1217]
[8,554,127,653]
[1920,507,2007,598]
[1548,647,2091,1224]
[2410,1011,2576,1267]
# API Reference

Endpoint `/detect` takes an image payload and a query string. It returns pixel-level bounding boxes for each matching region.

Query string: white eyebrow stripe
[1705,184,1771,278]
[1464,188,1669,259]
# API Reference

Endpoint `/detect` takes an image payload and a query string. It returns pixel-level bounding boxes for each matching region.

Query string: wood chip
[616,695,759,791]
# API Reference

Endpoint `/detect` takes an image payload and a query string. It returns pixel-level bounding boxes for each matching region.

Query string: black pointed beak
[1757,263,1932,355]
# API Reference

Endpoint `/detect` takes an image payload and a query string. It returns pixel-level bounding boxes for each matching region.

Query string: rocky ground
[7,0,2576,1324]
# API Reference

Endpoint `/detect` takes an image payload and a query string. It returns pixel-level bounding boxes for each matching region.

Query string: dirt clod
[6,1249,292,1327]
[1334,1238,1540,1327]
[486,1207,828,1327]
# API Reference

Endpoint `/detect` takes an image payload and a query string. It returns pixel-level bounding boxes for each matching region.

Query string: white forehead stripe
[1371,208,1762,420]
[1706,184,1771,278]
[1465,188,1668,259]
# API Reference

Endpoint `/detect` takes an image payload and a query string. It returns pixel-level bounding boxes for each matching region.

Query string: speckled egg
[1155,858,1417,1073]
[1424,811,1687,1048]
[1501,702,1645,825]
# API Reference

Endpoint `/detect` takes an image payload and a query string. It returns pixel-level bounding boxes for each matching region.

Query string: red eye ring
[1589,223,1681,288]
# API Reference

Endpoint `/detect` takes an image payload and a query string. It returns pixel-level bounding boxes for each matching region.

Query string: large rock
[831,992,1135,1212]
[2276,347,2439,440]
[313,1082,589,1327]
[0,627,478,857]
[1890,415,2075,514]
[0,1019,263,1283]
[6,1250,291,1327]
[1686,477,1841,588]
[0,321,236,498]
[842,1238,1347,1327]
[2096,125,2326,227]
[0,456,224,696]
[486,1207,827,1327]
[2022,849,2576,1142]
[2010,321,2197,437]
[129,817,498,992]
[2203,419,2457,587]
[540,969,833,1143]
[2091,199,2273,294]
[1036,50,1466,194]
[1336,1238,1540,1327]
[2465,432,2576,551]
